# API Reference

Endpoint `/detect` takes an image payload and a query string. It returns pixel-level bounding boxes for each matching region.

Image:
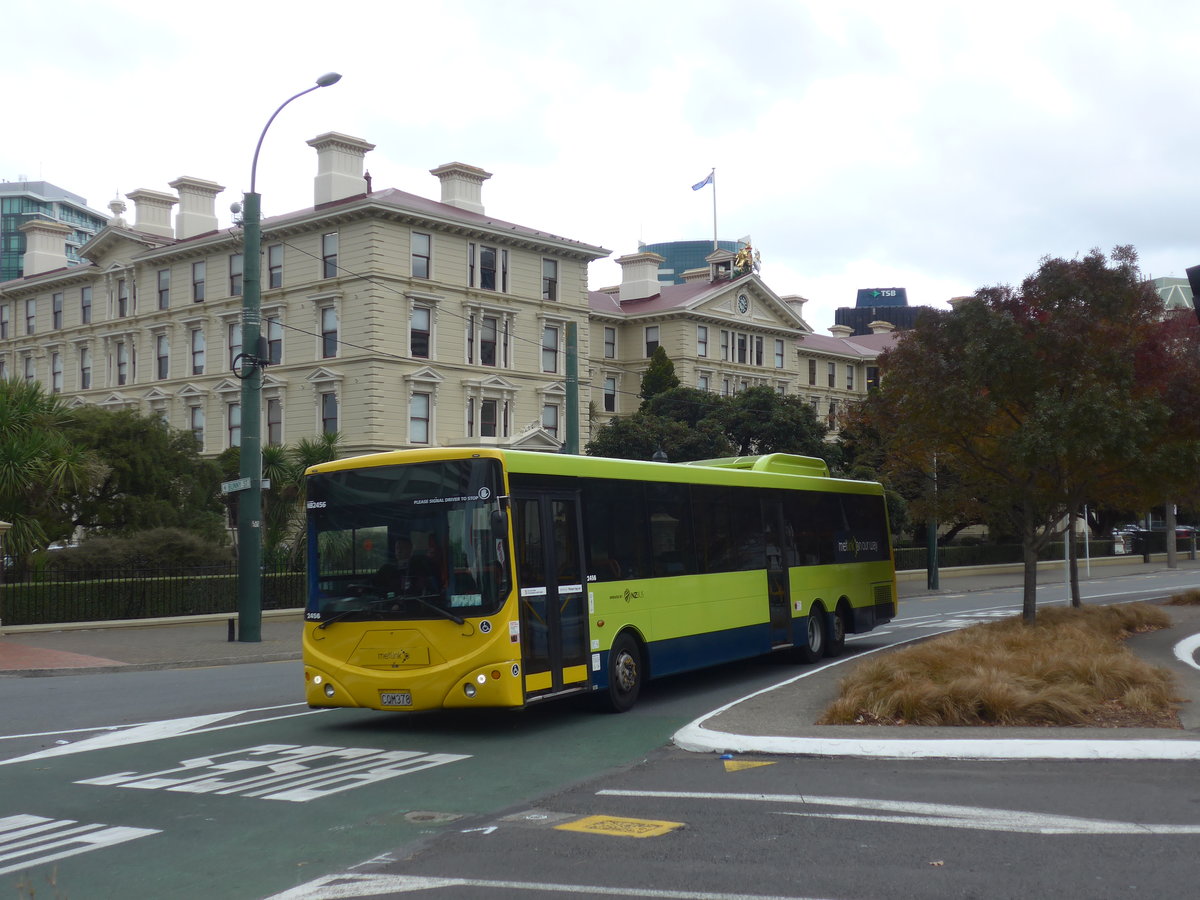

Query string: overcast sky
[6,0,1199,332]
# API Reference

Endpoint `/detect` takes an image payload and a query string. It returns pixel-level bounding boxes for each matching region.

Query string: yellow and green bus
[302,448,895,713]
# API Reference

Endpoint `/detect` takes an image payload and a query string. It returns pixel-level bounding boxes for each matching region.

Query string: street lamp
[236,72,341,642]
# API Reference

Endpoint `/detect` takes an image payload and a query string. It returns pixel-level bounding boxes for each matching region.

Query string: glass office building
[1,182,108,282]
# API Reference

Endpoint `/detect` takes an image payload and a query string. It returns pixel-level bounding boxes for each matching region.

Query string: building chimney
[617,251,665,302]
[430,162,492,214]
[868,320,896,334]
[126,188,177,238]
[307,132,375,206]
[19,218,72,276]
[829,324,854,338]
[170,176,225,239]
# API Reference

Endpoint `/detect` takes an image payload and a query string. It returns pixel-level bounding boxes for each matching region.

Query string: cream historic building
[587,248,896,434]
[0,134,609,457]
[0,133,896,458]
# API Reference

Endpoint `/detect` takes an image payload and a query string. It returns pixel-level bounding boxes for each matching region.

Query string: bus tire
[603,632,643,713]
[825,605,847,658]
[796,605,825,664]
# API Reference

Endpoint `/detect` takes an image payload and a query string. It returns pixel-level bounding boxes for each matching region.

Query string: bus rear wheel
[825,606,847,658]
[603,632,642,713]
[796,606,825,664]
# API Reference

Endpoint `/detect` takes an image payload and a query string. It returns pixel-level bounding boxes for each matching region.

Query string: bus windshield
[305,457,510,623]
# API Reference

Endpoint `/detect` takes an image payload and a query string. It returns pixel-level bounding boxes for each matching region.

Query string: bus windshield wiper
[409,593,465,625]
[316,608,379,629]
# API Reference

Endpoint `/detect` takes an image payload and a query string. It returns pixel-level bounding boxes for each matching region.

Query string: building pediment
[142,387,173,402]
[511,428,563,451]
[80,225,174,267]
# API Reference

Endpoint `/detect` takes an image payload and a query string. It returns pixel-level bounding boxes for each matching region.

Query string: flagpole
[710,168,717,250]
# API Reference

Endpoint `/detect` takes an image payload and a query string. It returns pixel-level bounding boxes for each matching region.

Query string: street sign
[221,477,251,494]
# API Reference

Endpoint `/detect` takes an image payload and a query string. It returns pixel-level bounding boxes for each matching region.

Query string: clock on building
[737,294,749,314]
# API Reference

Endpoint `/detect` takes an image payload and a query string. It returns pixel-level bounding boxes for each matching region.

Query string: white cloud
[6,0,1200,331]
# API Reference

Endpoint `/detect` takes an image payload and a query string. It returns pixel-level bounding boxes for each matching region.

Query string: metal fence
[0,565,305,627]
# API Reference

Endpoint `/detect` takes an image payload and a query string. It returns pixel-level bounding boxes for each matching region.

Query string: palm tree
[0,378,102,565]
[261,432,343,567]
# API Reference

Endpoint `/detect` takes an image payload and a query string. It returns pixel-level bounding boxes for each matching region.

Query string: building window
[192,261,206,302]
[117,279,129,317]
[320,307,338,358]
[542,404,559,438]
[827,362,836,388]
[722,377,731,397]
[268,244,283,289]
[229,253,243,296]
[410,392,430,444]
[156,335,169,380]
[808,359,817,385]
[697,325,708,358]
[322,232,338,279]
[411,306,430,358]
[604,376,616,413]
[116,341,129,386]
[321,392,338,434]
[480,398,498,437]
[228,323,242,370]
[80,287,92,325]
[645,325,659,357]
[698,374,710,392]
[24,356,35,383]
[79,347,91,389]
[266,316,282,364]
[775,339,785,369]
[479,245,497,291]
[52,293,63,329]
[480,316,498,366]
[191,328,206,375]
[755,336,764,367]
[26,299,36,334]
[603,326,616,359]
[846,365,855,391]
[827,399,838,429]
[158,269,170,309]
[51,352,62,393]
[0,304,9,338]
[541,325,559,373]
[0,358,7,379]
[736,333,747,364]
[412,232,430,279]
[190,406,205,448]
[267,398,283,446]
[867,366,881,390]
[542,259,558,301]
[228,403,241,448]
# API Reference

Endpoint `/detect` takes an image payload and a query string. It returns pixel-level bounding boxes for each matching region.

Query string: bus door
[512,492,590,700]
[762,499,792,646]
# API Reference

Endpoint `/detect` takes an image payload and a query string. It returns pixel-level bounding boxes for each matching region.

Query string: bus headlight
[323,683,335,698]
[464,683,477,699]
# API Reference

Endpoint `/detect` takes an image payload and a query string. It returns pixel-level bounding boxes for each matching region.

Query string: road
[2,567,1199,899]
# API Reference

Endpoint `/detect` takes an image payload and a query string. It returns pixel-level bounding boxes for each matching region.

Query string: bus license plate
[379,691,412,707]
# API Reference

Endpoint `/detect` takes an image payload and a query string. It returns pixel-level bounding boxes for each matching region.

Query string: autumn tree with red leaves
[866,247,1200,623]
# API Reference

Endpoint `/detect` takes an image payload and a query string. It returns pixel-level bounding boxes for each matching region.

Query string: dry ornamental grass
[818,602,1182,728]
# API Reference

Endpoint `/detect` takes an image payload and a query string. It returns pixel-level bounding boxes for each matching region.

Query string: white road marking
[264,872,829,899]
[75,744,470,803]
[597,789,1200,835]
[0,704,324,766]
[1175,632,1200,672]
[0,814,159,876]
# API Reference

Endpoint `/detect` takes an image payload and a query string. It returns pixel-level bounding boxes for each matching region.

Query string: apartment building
[0,134,609,457]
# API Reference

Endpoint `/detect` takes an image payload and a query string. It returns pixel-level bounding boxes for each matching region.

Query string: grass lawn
[819,599,1193,728]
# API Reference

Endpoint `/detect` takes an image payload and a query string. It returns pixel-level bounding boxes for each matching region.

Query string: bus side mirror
[490,509,508,538]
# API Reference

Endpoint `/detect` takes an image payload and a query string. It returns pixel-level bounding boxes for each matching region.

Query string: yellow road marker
[723,760,775,772]
[555,815,684,838]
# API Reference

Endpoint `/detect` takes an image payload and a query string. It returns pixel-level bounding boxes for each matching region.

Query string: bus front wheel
[603,633,643,713]
[825,606,847,657]
[796,606,825,664]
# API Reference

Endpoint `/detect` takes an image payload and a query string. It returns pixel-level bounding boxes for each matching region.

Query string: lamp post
[236,72,341,642]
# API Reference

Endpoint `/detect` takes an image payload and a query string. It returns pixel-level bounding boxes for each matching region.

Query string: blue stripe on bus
[593,621,781,692]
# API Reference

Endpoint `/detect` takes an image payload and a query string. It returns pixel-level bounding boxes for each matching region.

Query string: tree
[61,406,226,543]
[0,378,103,563]
[868,247,1200,622]
[716,386,828,456]
[639,345,680,403]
